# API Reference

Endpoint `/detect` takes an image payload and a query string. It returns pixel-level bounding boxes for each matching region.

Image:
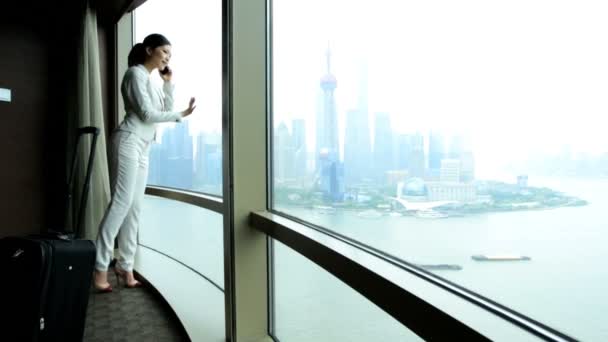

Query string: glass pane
[274,240,422,341]
[135,0,222,195]
[271,0,608,340]
[140,195,224,288]
[137,195,224,341]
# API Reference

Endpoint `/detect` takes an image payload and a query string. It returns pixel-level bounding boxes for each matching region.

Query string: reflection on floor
[84,273,189,342]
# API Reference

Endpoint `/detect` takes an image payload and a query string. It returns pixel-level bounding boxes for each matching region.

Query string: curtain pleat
[74,3,111,240]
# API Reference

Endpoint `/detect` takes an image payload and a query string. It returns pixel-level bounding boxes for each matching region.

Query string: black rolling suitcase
[0,126,101,342]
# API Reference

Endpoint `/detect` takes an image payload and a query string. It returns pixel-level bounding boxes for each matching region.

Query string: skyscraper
[372,112,394,182]
[448,135,475,182]
[429,131,445,170]
[344,61,372,186]
[163,121,193,189]
[291,119,307,180]
[315,47,342,201]
[316,47,339,166]
[448,135,464,159]
[460,151,475,182]
[205,145,222,189]
[440,159,461,183]
[344,109,371,185]
[194,131,222,193]
[408,133,425,178]
[207,133,222,187]
[147,142,162,185]
[274,122,295,181]
[395,134,411,171]
[194,132,206,190]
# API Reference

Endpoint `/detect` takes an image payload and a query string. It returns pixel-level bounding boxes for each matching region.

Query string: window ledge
[145,186,223,214]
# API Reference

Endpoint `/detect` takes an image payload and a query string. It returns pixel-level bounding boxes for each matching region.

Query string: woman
[93,33,196,292]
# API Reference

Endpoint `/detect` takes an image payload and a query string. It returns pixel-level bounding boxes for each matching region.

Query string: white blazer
[118,64,182,141]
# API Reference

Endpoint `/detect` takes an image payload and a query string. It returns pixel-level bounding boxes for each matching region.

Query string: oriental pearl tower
[315,47,342,201]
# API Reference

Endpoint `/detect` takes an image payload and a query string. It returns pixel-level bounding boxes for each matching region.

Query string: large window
[132,2,225,340]
[271,0,608,340]
[274,241,421,341]
[138,195,225,341]
[135,0,222,195]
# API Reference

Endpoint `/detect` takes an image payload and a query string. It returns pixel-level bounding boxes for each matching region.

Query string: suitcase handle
[78,126,100,135]
[66,126,100,238]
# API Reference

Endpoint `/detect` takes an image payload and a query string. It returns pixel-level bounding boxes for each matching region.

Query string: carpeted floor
[84,273,189,342]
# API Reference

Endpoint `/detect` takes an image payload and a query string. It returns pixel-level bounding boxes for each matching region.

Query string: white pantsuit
[95,64,183,272]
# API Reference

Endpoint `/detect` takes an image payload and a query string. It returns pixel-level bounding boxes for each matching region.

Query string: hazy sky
[274,0,608,172]
[136,0,608,174]
[135,0,222,137]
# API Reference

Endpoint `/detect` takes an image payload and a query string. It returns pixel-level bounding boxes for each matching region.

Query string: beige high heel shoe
[93,270,113,293]
[113,266,142,288]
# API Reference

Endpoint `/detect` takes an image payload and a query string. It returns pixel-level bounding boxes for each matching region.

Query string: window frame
[262,0,578,341]
[126,0,273,339]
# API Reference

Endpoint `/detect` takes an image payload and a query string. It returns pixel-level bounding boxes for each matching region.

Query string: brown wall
[0,3,117,238]
[1,3,86,237]
[0,27,51,237]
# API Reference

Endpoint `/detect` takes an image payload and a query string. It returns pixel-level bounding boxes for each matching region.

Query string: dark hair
[127,33,171,67]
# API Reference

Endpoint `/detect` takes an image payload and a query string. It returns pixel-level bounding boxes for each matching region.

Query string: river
[274,177,608,341]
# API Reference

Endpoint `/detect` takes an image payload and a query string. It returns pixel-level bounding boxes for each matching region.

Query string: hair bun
[127,43,146,67]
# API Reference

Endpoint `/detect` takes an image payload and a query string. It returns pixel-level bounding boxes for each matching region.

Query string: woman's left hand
[160,66,173,82]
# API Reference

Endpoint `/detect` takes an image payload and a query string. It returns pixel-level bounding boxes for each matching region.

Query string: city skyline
[148,120,223,194]
[136,0,608,186]
[273,0,608,173]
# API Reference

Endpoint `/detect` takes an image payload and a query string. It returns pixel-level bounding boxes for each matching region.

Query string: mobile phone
[160,66,170,75]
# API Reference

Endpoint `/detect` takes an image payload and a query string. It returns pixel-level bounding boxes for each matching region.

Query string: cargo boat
[472,254,531,261]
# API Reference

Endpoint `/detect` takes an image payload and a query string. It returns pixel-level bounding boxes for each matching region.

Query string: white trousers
[95,130,150,272]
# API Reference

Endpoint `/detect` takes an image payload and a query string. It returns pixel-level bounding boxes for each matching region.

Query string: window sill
[145,185,223,214]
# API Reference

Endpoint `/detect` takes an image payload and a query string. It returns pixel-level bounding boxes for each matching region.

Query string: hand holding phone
[159,66,172,82]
